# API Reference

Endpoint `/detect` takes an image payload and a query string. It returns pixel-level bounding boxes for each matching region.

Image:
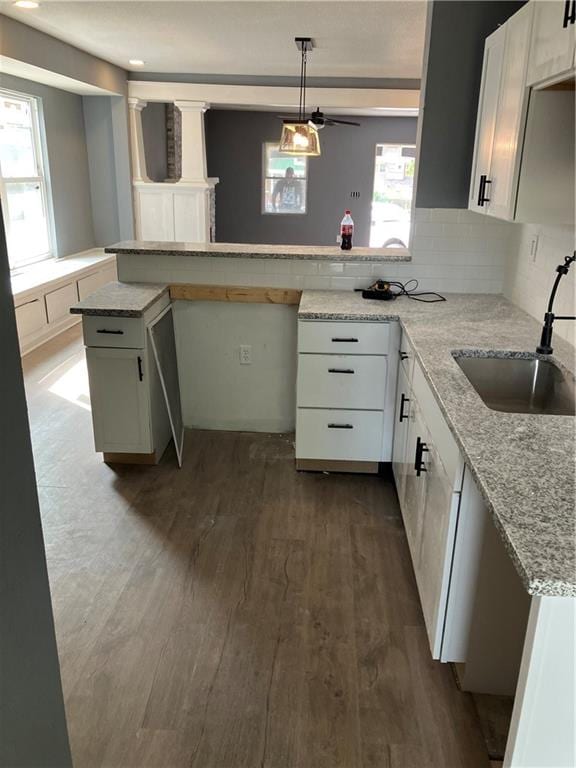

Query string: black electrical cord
[356,279,446,303]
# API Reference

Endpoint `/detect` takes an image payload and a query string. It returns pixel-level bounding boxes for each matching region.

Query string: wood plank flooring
[22,326,491,768]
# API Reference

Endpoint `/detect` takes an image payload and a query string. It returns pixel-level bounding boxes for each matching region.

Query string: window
[369,144,415,248]
[262,143,307,214]
[0,90,53,269]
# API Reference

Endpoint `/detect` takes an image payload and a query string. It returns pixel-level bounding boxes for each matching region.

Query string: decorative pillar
[127,97,150,183]
[173,100,208,182]
[165,103,182,181]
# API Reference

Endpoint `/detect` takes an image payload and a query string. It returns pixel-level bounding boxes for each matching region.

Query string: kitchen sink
[453,355,575,416]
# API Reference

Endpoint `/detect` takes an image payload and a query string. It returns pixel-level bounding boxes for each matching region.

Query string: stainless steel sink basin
[454,355,575,416]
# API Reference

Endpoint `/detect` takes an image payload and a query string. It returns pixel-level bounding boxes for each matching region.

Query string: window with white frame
[0,90,53,269]
[262,143,307,214]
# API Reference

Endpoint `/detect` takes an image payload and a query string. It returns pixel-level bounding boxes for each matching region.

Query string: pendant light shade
[279,122,321,157]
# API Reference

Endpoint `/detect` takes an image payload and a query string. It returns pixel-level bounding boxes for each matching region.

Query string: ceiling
[0,1,427,80]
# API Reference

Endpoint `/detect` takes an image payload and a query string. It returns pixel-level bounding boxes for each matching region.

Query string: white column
[127,97,150,183]
[173,100,208,183]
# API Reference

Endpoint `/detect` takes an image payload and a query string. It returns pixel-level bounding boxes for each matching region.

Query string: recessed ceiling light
[129,59,145,67]
[14,0,40,7]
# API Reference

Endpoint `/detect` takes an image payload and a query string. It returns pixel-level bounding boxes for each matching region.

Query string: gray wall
[141,102,168,182]
[415,0,525,208]
[1,73,96,257]
[205,110,417,246]
[0,204,72,767]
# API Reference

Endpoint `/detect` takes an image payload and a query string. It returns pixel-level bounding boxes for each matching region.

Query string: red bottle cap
[345,209,351,214]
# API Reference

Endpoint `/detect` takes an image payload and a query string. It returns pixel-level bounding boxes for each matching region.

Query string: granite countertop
[299,290,576,598]
[105,240,411,263]
[70,281,168,317]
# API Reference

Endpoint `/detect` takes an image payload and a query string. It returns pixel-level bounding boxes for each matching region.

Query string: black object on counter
[356,279,446,303]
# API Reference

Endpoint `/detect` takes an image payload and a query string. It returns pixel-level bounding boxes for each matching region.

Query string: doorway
[369,143,416,248]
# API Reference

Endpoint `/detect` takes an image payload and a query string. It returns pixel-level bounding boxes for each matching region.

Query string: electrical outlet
[529,234,540,263]
[239,344,252,365]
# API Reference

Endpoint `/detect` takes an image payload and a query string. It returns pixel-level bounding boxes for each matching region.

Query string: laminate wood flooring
[22,326,491,768]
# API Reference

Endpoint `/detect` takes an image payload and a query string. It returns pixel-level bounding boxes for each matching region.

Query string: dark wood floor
[23,326,492,768]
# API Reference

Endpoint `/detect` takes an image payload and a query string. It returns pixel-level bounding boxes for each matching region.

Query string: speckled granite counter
[70,281,168,317]
[299,290,576,598]
[105,241,411,263]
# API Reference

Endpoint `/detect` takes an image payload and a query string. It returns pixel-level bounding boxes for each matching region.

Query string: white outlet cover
[239,344,252,365]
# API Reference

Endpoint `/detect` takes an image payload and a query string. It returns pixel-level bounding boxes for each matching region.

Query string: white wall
[504,222,575,348]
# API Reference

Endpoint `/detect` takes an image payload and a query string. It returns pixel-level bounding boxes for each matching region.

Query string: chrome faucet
[536,252,576,355]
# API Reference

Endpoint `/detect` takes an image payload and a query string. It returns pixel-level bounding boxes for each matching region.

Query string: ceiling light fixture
[129,59,145,67]
[13,1,40,8]
[278,37,321,157]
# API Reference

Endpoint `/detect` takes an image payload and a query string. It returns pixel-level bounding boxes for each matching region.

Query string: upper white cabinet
[527,0,576,87]
[469,4,533,220]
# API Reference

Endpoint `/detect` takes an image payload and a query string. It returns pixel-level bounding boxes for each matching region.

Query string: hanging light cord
[298,45,307,121]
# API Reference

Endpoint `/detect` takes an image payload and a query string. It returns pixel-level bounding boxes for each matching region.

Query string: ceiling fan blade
[325,117,361,127]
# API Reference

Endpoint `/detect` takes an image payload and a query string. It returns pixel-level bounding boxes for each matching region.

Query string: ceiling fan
[276,37,360,156]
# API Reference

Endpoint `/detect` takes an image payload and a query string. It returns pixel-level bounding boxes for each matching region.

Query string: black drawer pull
[399,350,409,361]
[331,337,358,343]
[328,368,355,374]
[399,393,410,423]
[328,423,354,429]
[415,436,429,477]
[97,329,124,335]
[563,0,576,27]
[137,356,144,382]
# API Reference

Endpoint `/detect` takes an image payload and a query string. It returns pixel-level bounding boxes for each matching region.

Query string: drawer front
[398,329,416,384]
[296,408,384,461]
[77,267,117,300]
[83,314,145,349]
[45,282,78,324]
[15,299,47,339]
[411,360,460,483]
[298,320,390,355]
[297,354,387,410]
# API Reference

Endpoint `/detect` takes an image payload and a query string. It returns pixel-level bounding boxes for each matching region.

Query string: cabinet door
[401,398,426,566]
[392,363,411,507]
[527,0,576,87]
[487,4,533,221]
[469,26,506,214]
[418,441,462,658]
[86,347,152,453]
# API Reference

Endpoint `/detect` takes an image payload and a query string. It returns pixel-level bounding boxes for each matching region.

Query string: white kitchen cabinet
[527,0,576,87]
[469,4,534,220]
[392,362,411,508]
[45,281,79,325]
[86,347,152,453]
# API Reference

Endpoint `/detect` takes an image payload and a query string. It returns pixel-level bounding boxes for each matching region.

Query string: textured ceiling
[1,1,427,79]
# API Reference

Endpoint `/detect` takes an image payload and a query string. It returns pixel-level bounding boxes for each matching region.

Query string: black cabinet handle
[328,368,355,374]
[563,0,576,27]
[399,393,410,423]
[97,329,124,335]
[137,356,144,381]
[331,337,358,343]
[478,174,492,206]
[399,350,409,361]
[328,423,353,429]
[415,436,429,477]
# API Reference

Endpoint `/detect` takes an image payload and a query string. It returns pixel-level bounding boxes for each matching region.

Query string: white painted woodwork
[398,329,416,385]
[82,315,146,350]
[527,0,576,87]
[400,395,427,562]
[295,408,384,462]
[45,282,79,325]
[173,186,211,242]
[173,101,208,183]
[77,267,117,301]
[487,3,533,221]
[133,181,216,242]
[297,354,387,410]
[297,320,390,355]
[86,346,152,453]
[127,98,150,183]
[469,25,506,214]
[392,362,411,508]
[14,298,47,340]
[504,596,576,768]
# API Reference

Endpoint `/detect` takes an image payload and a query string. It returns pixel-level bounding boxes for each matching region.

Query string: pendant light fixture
[279,37,321,157]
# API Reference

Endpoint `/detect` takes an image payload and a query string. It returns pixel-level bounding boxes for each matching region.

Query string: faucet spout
[536,252,575,355]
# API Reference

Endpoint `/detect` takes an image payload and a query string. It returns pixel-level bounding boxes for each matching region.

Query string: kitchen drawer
[296,408,384,461]
[298,320,390,355]
[398,329,416,384]
[77,266,117,300]
[83,314,146,349]
[411,360,460,483]
[45,282,78,324]
[15,299,47,339]
[297,354,387,410]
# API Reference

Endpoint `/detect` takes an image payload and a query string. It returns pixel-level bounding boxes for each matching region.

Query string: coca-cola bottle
[340,210,354,251]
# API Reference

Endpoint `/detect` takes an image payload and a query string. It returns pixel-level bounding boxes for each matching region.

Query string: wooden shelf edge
[169,283,302,305]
